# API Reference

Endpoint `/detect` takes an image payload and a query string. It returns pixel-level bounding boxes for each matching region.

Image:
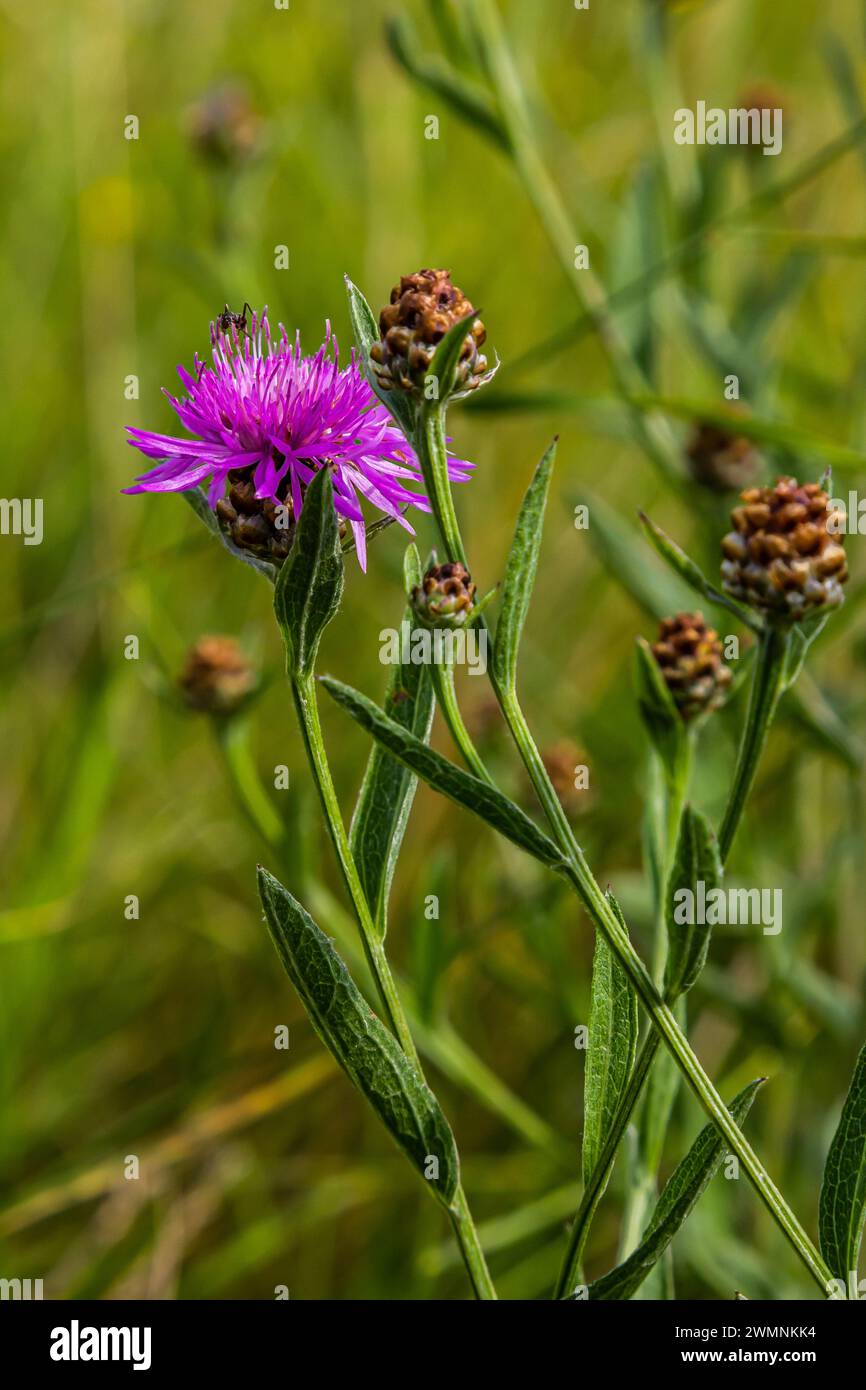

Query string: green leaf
[638,511,760,632]
[257,866,460,1207]
[583,894,639,1185]
[349,546,436,938]
[580,1078,764,1300]
[819,1042,866,1287]
[321,675,567,871]
[634,636,687,785]
[490,440,557,694]
[183,487,280,584]
[664,807,723,1000]
[426,308,483,403]
[344,275,416,438]
[273,467,344,679]
[385,13,509,151]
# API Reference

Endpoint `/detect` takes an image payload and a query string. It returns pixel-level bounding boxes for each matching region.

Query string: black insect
[215,301,254,338]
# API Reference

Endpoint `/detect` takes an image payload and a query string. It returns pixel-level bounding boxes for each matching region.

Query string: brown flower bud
[411,561,477,627]
[686,420,760,492]
[651,612,732,721]
[186,81,261,167]
[215,473,295,564]
[179,636,256,714]
[542,740,591,813]
[370,269,489,396]
[721,477,847,621]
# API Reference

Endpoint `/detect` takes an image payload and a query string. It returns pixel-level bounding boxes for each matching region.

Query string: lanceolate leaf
[491,440,557,695]
[183,486,280,584]
[344,276,416,437]
[583,893,639,1185]
[349,546,436,938]
[274,467,344,679]
[579,1078,764,1300]
[634,636,687,784]
[321,675,567,871]
[638,511,759,632]
[426,309,483,402]
[257,867,460,1207]
[819,1042,866,1286]
[664,806,723,1000]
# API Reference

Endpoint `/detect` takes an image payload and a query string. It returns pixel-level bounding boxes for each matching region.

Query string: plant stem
[290,672,421,1067]
[449,1185,499,1300]
[432,657,493,783]
[416,402,470,566]
[719,624,791,863]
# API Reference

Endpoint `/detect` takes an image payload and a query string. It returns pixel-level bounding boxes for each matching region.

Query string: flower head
[411,561,477,628]
[686,418,760,493]
[651,612,732,721]
[125,308,472,570]
[370,269,491,399]
[179,635,256,714]
[721,477,847,621]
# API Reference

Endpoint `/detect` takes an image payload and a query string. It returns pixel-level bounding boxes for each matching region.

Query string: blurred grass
[1,0,865,1298]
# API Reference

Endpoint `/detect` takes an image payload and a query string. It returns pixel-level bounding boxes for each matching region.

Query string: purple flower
[125,308,472,570]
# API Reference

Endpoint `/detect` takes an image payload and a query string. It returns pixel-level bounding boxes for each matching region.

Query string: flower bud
[370,269,489,397]
[215,475,295,564]
[721,477,847,621]
[651,612,732,722]
[542,740,592,814]
[685,419,759,492]
[179,636,256,714]
[411,561,477,628]
[186,81,261,167]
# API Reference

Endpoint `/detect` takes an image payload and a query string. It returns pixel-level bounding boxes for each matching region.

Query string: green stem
[718,624,791,863]
[291,675,497,1298]
[432,657,493,783]
[449,1185,499,1300]
[417,403,470,566]
[290,673,420,1067]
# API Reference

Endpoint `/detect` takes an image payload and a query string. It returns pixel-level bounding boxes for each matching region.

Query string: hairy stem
[432,657,493,783]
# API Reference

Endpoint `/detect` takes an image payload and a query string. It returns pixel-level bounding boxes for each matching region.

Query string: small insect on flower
[124,306,473,570]
[652,612,732,721]
[721,477,848,621]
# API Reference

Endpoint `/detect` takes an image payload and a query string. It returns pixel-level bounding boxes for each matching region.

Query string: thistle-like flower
[651,612,732,721]
[411,561,477,628]
[179,635,256,714]
[721,477,847,621]
[686,419,759,492]
[370,269,491,398]
[125,309,472,570]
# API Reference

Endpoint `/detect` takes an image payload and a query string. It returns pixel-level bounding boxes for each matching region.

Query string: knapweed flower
[721,477,847,621]
[411,561,477,628]
[686,419,759,493]
[179,635,256,714]
[370,269,491,399]
[651,612,732,721]
[125,309,472,570]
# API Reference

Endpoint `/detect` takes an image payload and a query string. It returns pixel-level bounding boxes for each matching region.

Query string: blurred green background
[2,0,866,1299]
